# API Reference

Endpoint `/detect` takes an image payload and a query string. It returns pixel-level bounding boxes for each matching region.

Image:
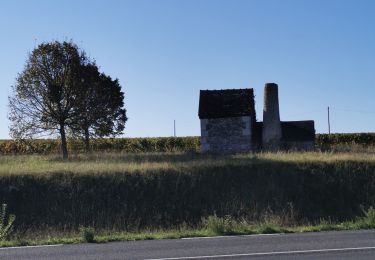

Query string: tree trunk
[59,123,68,160]
[84,127,90,153]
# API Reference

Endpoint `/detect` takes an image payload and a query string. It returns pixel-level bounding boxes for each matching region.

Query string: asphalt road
[1,230,375,259]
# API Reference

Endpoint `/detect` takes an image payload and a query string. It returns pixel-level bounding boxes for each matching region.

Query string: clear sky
[0,0,374,139]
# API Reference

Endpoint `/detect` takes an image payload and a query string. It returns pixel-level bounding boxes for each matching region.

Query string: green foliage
[316,133,375,148]
[80,227,95,243]
[2,212,375,247]
[0,137,200,155]
[70,64,127,151]
[203,215,236,235]
[0,204,15,240]
[8,41,87,159]
[315,219,335,231]
[8,40,127,159]
[1,133,375,156]
[357,206,375,228]
[202,214,286,235]
[363,207,375,224]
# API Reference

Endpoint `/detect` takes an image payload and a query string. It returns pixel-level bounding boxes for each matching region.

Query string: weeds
[362,206,375,224]
[203,215,237,235]
[80,227,95,243]
[0,204,15,240]
[355,206,375,229]
[1,209,375,247]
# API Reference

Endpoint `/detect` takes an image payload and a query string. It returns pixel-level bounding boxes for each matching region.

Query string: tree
[8,41,85,159]
[9,40,127,158]
[71,63,127,151]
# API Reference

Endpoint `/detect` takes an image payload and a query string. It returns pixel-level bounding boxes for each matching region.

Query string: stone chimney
[262,83,282,150]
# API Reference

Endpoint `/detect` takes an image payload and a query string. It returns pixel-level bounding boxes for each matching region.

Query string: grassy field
[0,151,374,175]
[0,151,375,246]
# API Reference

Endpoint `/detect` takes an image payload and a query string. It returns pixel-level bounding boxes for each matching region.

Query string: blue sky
[0,0,374,138]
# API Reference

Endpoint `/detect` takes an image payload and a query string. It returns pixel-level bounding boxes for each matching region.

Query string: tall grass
[0,151,374,233]
[0,151,374,175]
[3,207,374,247]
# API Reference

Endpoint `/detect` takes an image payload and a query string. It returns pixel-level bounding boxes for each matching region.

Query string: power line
[332,108,375,114]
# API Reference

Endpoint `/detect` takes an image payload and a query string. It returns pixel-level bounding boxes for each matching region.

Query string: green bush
[80,227,95,243]
[360,207,375,227]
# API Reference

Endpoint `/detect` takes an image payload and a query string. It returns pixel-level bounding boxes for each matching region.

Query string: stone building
[198,83,315,153]
[198,89,255,153]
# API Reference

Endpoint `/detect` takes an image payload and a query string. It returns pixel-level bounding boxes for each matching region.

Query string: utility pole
[174,120,176,137]
[327,106,331,134]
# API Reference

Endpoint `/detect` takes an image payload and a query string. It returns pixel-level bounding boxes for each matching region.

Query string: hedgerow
[0,133,374,155]
[0,137,200,155]
[316,133,375,147]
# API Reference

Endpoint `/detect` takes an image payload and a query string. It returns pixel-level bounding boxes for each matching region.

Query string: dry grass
[0,151,374,175]
[0,150,374,246]
[250,151,375,163]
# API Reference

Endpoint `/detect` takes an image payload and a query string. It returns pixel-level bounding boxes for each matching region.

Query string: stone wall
[200,116,252,153]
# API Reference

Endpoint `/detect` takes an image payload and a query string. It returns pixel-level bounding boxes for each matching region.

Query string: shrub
[360,206,375,228]
[80,227,95,243]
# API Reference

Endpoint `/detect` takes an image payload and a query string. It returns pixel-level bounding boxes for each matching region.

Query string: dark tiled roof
[252,121,315,143]
[198,89,255,119]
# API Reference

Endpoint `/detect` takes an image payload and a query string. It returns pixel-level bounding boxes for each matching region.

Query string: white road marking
[0,244,63,250]
[181,233,284,240]
[146,246,375,260]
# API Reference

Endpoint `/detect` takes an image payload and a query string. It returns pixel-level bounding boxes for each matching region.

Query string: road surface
[1,230,375,259]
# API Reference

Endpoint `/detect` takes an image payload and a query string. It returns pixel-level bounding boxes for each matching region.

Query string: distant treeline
[0,137,200,155]
[0,133,374,154]
[316,133,375,148]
